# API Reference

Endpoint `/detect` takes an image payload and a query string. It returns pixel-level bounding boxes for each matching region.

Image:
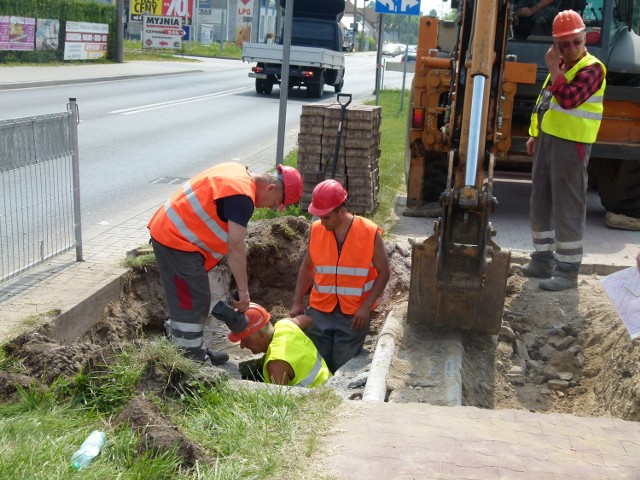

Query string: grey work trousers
[151,238,210,361]
[305,306,369,374]
[530,132,590,278]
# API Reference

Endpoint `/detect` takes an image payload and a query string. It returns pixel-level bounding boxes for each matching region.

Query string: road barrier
[0,99,82,283]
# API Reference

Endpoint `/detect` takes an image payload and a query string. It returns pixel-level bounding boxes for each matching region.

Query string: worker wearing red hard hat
[522,10,606,291]
[227,302,331,387]
[148,162,303,365]
[289,180,390,373]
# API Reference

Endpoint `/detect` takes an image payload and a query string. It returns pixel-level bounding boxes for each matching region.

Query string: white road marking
[109,86,253,115]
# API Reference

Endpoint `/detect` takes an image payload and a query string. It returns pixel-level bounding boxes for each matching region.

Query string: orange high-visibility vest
[309,216,380,314]
[148,162,255,271]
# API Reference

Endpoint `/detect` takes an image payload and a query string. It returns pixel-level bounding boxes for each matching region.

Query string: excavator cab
[406,1,537,333]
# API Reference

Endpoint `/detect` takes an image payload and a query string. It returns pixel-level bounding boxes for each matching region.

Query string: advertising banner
[130,0,194,23]
[0,16,36,51]
[63,21,109,60]
[36,19,60,51]
[141,15,183,49]
[235,0,252,46]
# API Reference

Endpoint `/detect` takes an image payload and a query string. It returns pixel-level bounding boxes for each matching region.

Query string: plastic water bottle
[69,430,106,471]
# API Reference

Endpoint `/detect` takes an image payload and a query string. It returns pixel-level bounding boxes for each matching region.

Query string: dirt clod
[113,396,211,467]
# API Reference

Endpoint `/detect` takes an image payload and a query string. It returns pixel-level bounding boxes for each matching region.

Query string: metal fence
[0,99,82,283]
[381,58,415,91]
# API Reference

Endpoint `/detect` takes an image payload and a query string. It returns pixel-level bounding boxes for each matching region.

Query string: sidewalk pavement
[1,62,640,479]
[0,57,231,90]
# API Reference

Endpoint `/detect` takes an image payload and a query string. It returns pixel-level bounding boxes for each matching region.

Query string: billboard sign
[63,21,109,60]
[0,16,36,51]
[141,15,184,49]
[130,0,194,23]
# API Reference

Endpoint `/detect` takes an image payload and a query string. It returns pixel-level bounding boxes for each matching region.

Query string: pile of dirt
[389,269,640,421]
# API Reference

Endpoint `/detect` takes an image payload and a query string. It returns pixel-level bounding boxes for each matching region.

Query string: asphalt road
[0,54,379,242]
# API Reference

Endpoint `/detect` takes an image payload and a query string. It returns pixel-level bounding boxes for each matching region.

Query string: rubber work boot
[538,276,578,291]
[604,212,640,231]
[520,260,553,278]
[206,349,229,365]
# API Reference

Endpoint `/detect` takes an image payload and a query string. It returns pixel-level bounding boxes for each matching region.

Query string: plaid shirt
[548,53,605,110]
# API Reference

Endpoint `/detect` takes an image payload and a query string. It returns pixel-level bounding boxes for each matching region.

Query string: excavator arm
[407,0,536,333]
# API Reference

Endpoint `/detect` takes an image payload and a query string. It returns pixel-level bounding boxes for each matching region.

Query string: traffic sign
[375,0,421,16]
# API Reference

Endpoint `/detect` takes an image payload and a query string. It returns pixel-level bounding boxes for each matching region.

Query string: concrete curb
[38,271,126,343]
[0,70,202,90]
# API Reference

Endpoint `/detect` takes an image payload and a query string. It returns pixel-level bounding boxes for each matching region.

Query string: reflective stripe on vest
[162,199,224,261]
[308,216,380,314]
[297,351,324,388]
[314,279,375,297]
[147,162,255,271]
[529,53,606,143]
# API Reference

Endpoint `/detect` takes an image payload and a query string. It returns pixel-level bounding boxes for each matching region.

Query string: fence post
[68,98,83,262]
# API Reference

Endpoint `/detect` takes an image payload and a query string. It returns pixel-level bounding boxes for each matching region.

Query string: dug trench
[1,216,638,465]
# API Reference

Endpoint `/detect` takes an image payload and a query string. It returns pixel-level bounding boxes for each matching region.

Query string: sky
[419,0,454,17]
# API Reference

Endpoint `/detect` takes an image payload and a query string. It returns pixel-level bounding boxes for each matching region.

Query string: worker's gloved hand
[211,301,249,333]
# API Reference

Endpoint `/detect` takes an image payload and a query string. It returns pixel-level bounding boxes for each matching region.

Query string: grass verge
[124,40,242,62]
[0,338,339,479]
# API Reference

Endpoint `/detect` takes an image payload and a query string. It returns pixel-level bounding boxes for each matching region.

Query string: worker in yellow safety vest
[148,162,302,365]
[228,302,332,387]
[521,9,606,291]
[289,180,390,373]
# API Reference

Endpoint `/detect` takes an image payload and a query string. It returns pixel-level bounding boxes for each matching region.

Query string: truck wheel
[255,79,265,94]
[334,80,344,93]
[263,81,273,95]
[590,158,640,219]
[308,73,324,98]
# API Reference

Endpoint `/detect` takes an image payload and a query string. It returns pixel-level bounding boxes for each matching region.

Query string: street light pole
[353,0,358,50]
[115,0,124,63]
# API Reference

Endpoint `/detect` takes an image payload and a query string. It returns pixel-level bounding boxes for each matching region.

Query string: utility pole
[361,0,366,51]
[353,0,358,51]
[115,0,124,63]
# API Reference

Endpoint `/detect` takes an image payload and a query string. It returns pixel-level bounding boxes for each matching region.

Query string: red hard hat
[552,10,585,37]
[308,179,348,216]
[228,302,271,342]
[277,165,303,209]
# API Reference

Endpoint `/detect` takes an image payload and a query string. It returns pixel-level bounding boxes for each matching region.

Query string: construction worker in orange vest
[148,162,303,365]
[289,180,390,373]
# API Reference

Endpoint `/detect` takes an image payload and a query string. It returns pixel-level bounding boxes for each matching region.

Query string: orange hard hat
[277,165,303,210]
[308,179,348,216]
[227,302,271,342]
[552,10,585,37]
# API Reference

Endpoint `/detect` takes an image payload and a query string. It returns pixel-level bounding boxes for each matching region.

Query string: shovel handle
[337,93,352,108]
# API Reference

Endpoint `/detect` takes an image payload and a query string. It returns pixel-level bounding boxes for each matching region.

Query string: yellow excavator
[406,0,538,333]
[406,0,640,333]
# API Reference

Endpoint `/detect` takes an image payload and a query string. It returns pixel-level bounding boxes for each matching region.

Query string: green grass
[124,39,242,62]
[0,338,339,479]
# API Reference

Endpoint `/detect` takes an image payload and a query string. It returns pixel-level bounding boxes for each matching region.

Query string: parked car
[382,42,402,56]
[401,51,416,63]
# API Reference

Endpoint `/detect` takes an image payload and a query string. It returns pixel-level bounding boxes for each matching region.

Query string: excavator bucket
[407,226,511,334]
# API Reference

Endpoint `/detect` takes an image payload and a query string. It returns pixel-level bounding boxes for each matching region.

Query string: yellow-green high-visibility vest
[263,319,331,388]
[529,53,606,143]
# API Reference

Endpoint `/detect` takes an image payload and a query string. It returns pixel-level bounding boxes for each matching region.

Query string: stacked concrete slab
[297,102,381,215]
